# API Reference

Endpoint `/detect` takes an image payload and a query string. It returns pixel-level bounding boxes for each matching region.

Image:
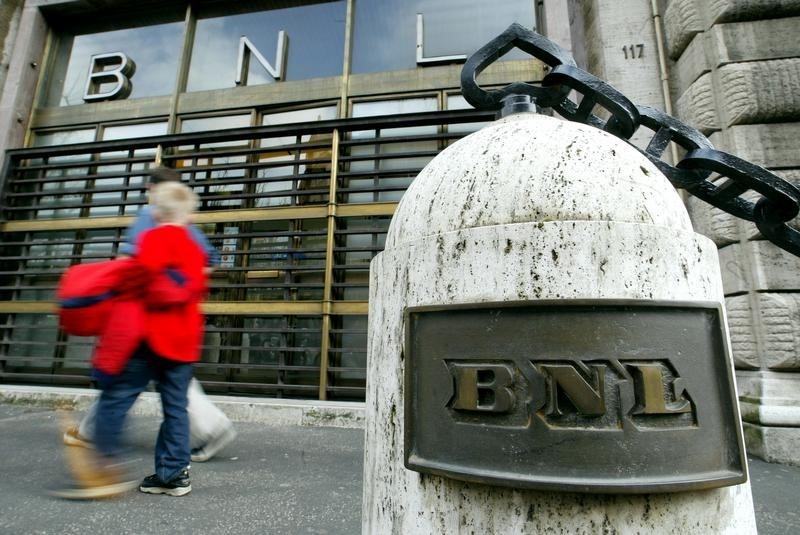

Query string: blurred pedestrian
[55,180,207,498]
[63,167,235,463]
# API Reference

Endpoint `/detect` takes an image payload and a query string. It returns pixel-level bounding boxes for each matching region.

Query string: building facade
[0,0,798,464]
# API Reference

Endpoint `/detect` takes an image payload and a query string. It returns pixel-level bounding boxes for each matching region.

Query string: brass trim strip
[245,270,282,279]
[0,300,333,315]
[0,216,134,232]
[0,300,364,316]
[202,301,323,315]
[194,206,329,224]
[0,302,56,313]
[318,128,341,400]
[330,301,368,315]
[337,202,397,217]
[0,203,393,232]
[0,205,332,232]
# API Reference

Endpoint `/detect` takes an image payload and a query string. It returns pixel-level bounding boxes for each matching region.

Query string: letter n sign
[83,52,136,103]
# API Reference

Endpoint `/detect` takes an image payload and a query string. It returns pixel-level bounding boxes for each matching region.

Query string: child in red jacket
[56,181,208,499]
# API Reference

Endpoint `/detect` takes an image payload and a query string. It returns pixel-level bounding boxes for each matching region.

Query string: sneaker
[49,446,137,500]
[190,425,236,462]
[63,425,94,449]
[49,477,139,500]
[139,468,192,497]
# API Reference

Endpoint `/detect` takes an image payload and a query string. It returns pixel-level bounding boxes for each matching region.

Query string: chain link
[461,25,800,258]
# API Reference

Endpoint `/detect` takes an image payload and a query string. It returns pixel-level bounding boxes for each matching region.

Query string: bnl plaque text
[403,301,746,493]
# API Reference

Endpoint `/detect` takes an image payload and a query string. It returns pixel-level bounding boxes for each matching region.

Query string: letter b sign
[448,362,515,413]
[83,52,136,103]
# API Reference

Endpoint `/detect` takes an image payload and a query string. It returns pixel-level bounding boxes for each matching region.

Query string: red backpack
[56,259,147,337]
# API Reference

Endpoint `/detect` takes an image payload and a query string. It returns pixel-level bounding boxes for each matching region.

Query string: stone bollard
[362,105,757,532]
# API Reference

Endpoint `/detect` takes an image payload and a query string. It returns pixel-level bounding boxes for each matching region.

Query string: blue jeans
[93,342,193,482]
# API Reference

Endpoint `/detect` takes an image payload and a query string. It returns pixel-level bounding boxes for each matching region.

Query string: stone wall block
[716,17,800,63]
[676,72,719,132]
[677,18,800,91]
[758,293,800,369]
[744,424,800,466]
[686,195,740,246]
[677,61,800,132]
[709,0,800,24]
[719,243,747,294]
[0,5,47,159]
[710,123,800,167]
[726,294,760,368]
[719,240,800,294]
[720,59,800,127]
[675,32,710,89]
[665,0,704,59]
[738,371,800,465]
[0,0,22,95]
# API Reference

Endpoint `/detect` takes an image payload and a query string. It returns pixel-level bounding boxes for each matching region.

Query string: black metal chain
[460,23,800,258]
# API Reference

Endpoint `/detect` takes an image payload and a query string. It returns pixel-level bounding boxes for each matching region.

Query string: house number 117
[622,44,644,59]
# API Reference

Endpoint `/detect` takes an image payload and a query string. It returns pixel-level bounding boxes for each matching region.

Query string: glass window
[33,128,96,146]
[346,98,438,203]
[187,1,346,92]
[178,114,253,209]
[28,129,96,219]
[102,122,168,140]
[180,115,253,133]
[97,122,166,215]
[446,94,487,135]
[352,0,535,74]
[258,105,337,207]
[45,22,184,107]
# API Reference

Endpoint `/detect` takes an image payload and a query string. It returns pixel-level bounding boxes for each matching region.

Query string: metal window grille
[0,109,493,400]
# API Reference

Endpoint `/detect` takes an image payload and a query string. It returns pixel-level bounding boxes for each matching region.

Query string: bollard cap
[385,113,691,249]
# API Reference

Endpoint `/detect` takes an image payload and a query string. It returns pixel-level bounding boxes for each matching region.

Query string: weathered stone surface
[385,114,690,249]
[726,294,760,369]
[719,240,800,293]
[676,17,800,89]
[739,370,800,465]
[677,60,800,130]
[675,73,719,132]
[0,4,46,158]
[366,223,755,534]
[578,0,664,120]
[666,0,800,59]
[0,0,22,95]
[727,294,800,370]
[709,0,800,24]
[665,0,704,59]
[721,59,800,125]
[743,423,800,466]
[738,371,800,426]
[710,122,800,167]
[759,293,800,369]
[675,32,711,89]
[365,112,755,533]
[686,194,740,247]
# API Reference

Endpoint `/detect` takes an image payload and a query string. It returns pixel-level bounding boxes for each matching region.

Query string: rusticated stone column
[666,0,800,465]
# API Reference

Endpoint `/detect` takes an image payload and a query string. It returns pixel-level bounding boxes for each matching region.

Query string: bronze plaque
[404,300,747,493]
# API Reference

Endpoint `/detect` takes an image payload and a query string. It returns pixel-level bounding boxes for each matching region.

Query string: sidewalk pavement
[0,386,798,534]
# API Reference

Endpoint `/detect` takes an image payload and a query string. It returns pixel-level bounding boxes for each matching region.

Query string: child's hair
[149,181,199,226]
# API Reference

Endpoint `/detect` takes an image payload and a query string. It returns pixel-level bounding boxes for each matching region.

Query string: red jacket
[136,224,208,363]
[57,225,208,374]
